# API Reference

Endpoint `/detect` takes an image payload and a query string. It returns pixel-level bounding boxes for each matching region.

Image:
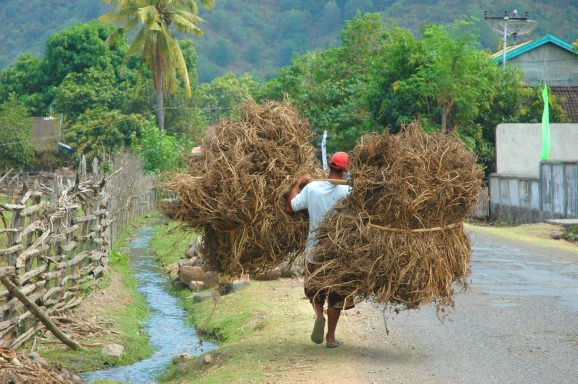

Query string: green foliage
[262,14,552,175]
[199,73,260,124]
[563,226,578,243]
[0,96,33,169]
[0,21,129,115]
[518,86,570,124]
[100,0,214,130]
[2,1,578,83]
[131,125,193,174]
[43,21,125,86]
[52,67,130,120]
[66,108,152,160]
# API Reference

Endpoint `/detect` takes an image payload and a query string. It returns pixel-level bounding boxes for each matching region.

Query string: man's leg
[326,306,341,346]
[312,300,324,318]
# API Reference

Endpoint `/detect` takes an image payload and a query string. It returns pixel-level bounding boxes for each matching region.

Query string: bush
[131,126,193,174]
[0,96,33,169]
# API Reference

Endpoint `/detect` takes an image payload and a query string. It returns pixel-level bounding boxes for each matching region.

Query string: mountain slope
[1,0,577,82]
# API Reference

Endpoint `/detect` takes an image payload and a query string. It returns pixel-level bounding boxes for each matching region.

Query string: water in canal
[82,226,215,384]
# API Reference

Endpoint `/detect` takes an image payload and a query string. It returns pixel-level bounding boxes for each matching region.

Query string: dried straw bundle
[308,122,483,311]
[163,101,322,276]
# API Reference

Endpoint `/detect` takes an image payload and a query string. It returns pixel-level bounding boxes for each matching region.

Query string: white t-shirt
[291,181,351,263]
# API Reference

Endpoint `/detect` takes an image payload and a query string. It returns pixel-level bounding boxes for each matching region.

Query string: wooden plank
[57,251,90,269]
[78,232,97,241]
[64,224,80,234]
[540,163,553,213]
[15,220,42,244]
[0,243,24,256]
[0,228,21,233]
[0,203,26,211]
[10,324,41,349]
[0,266,16,278]
[17,264,47,285]
[0,323,18,338]
[552,164,565,215]
[41,269,65,281]
[62,240,77,252]
[21,201,49,217]
[74,214,97,223]
[42,286,63,301]
[564,164,577,217]
[16,244,50,269]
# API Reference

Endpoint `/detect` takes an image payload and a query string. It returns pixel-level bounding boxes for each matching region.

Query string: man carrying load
[286,152,352,348]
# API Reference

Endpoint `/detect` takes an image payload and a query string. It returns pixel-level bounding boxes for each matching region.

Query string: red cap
[329,152,349,171]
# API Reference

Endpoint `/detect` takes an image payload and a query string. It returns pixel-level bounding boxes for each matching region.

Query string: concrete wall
[496,123,578,177]
[489,174,542,223]
[489,161,578,223]
[510,44,578,86]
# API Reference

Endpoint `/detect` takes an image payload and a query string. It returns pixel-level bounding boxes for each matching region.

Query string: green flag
[541,84,550,160]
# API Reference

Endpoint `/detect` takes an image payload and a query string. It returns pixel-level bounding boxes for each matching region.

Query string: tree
[100,0,214,131]
[131,125,192,173]
[0,21,129,116]
[66,108,152,160]
[43,21,124,87]
[0,96,33,169]
[406,22,494,133]
[52,67,130,120]
[199,72,260,124]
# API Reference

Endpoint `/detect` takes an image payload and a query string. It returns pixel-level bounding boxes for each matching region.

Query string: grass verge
[150,221,197,275]
[150,222,357,384]
[466,222,578,255]
[32,215,156,374]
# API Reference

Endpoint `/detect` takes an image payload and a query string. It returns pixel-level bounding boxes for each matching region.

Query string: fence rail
[0,153,156,348]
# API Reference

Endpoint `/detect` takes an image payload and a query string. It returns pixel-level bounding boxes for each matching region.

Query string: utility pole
[484,10,534,70]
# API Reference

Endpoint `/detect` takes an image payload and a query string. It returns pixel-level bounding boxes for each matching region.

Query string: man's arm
[286,175,313,213]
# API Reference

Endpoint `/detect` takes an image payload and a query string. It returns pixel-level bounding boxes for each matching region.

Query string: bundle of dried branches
[308,121,483,311]
[163,101,322,276]
[0,346,82,384]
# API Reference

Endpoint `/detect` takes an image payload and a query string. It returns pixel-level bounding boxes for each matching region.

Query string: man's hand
[297,174,313,187]
[286,174,313,213]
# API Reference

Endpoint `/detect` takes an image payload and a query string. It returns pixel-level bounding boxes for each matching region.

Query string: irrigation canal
[82,226,215,384]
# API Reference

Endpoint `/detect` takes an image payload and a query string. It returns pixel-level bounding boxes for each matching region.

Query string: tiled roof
[551,86,578,123]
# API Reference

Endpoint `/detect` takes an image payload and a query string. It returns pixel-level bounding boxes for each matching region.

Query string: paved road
[356,231,578,384]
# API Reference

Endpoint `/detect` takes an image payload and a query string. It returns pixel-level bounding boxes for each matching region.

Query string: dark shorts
[304,262,354,310]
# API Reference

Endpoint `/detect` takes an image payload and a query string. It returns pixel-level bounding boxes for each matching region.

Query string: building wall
[489,174,542,223]
[489,161,578,223]
[496,123,578,177]
[509,44,578,86]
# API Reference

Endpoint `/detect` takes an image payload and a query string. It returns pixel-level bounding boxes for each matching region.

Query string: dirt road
[346,230,578,384]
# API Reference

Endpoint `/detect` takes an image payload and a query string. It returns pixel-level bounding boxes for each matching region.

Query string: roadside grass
[466,222,578,255]
[150,220,197,272]
[149,223,356,384]
[32,215,155,374]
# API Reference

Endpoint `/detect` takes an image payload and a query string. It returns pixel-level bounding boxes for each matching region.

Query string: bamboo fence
[0,153,156,349]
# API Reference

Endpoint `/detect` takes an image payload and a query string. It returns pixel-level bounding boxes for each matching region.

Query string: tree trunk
[156,81,164,131]
[1,275,83,350]
[441,103,453,133]
[154,36,165,131]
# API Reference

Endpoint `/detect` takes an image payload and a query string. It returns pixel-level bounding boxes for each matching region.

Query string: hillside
[1,0,577,82]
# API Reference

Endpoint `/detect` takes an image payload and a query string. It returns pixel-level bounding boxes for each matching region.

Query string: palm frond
[126,26,148,58]
[172,13,204,35]
[162,26,191,97]
[137,5,158,24]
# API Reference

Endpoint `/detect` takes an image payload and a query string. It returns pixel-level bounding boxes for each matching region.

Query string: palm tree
[100,0,214,131]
